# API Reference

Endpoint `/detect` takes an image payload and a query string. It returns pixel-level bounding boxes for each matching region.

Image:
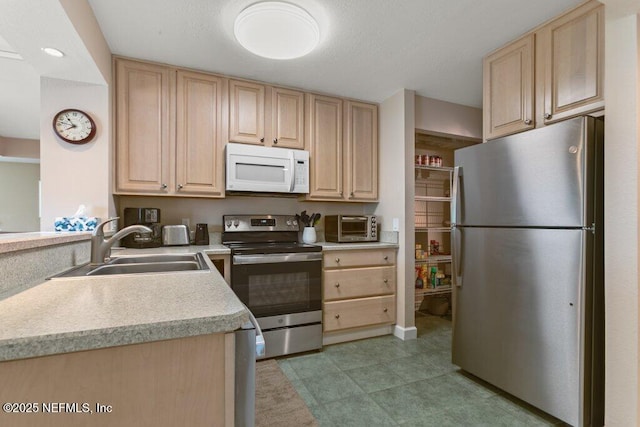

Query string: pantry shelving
[413,133,480,313]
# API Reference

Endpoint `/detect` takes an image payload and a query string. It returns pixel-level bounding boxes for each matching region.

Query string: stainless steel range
[223,215,323,359]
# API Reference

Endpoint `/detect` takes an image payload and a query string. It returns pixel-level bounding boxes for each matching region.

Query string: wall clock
[52,109,97,144]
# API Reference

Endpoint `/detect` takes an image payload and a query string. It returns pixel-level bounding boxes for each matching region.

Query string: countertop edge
[0,308,249,362]
[0,232,91,254]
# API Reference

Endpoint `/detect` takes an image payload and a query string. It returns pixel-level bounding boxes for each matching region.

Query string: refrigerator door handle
[451,166,461,228]
[451,166,462,286]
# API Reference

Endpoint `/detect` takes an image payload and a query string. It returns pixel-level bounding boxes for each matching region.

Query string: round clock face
[52,109,97,144]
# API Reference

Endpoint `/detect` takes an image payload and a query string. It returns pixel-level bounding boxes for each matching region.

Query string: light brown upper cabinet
[344,101,378,201]
[483,35,535,140]
[115,58,226,197]
[306,95,378,202]
[483,0,604,140]
[115,59,173,194]
[306,94,344,199]
[229,79,304,149]
[175,70,227,197]
[536,0,604,125]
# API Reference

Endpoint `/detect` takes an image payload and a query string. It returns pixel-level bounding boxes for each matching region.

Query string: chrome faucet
[90,218,152,265]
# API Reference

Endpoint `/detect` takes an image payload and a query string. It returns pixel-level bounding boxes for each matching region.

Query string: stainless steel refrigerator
[451,116,604,427]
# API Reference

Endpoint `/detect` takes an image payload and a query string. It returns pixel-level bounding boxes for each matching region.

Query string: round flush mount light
[234,2,320,60]
[42,47,65,58]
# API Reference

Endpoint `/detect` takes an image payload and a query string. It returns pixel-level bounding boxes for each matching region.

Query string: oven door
[231,252,322,318]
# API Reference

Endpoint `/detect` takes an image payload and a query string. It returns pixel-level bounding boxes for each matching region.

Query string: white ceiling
[0,0,582,140]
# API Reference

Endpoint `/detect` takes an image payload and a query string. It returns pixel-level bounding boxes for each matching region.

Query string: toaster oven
[324,215,378,242]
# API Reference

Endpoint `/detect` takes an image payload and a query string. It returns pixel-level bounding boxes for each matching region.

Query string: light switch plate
[392,218,399,231]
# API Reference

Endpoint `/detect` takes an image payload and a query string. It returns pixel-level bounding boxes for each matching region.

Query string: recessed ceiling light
[234,2,320,60]
[42,47,64,58]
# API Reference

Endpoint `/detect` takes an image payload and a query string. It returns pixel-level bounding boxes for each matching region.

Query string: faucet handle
[94,217,119,237]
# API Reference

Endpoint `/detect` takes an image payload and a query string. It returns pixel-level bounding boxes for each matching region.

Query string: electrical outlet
[181,218,190,228]
[392,218,400,232]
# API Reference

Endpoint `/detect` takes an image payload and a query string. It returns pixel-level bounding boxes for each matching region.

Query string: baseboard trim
[393,325,417,341]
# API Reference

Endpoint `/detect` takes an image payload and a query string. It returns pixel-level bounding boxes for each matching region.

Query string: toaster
[162,225,190,246]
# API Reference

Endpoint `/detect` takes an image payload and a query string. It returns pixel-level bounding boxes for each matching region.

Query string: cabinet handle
[335,314,340,319]
[335,257,340,263]
[177,184,183,190]
[161,183,167,189]
[260,137,265,143]
[350,192,354,198]
[273,138,278,144]
[544,113,552,120]
[384,279,388,284]
[335,283,340,288]
[383,308,388,313]
[524,119,532,125]
[384,255,388,261]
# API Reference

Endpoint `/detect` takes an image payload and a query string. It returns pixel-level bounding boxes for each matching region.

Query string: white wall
[601,2,640,425]
[40,78,111,231]
[377,89,416,335]
[0,162,39,232]
[415,96,483,140]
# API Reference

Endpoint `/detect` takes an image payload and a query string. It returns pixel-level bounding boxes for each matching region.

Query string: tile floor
[277,313,566,426]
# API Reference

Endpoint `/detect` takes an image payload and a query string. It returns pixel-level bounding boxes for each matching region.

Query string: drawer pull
[383,308,388,313]
[335,283,340,288]
[383,279,388,284]
[384,255,388,261]
[335,257,340,263]
[335,314,340,319]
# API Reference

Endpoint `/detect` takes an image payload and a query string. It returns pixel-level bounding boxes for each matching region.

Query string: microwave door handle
[341,216,368,221]
[288,152,295,192]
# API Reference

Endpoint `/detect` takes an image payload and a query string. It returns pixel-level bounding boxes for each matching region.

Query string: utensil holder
[302,227,317,244]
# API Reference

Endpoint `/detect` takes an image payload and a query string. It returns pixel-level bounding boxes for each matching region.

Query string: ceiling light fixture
[234,2,320,60]
[41,47,64,58]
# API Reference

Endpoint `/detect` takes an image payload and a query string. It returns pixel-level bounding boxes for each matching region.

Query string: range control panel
[223,215,299,232]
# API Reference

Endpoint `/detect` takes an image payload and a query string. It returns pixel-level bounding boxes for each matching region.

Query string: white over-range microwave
[226,143,310,194]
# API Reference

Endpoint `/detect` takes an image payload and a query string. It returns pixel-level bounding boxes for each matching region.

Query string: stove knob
[292,219,298,226]
[225,221,232,229]
[233,220,239,228]
[286,220,292,226]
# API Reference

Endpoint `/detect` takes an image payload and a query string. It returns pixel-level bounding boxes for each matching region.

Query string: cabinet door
[306,94,344,200]
[538,1,604,124]
[271,87,304,149]
[229,79,265,145]
[483,34,535,141]
[176,70,227,197]
[115,59,173,193]
[345,101,378,201]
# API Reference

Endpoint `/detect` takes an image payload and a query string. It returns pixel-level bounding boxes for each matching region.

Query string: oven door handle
[242,304,265,358]
[233,252,322,265]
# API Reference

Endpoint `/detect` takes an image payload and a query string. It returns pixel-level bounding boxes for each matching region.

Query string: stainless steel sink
[109,254,199,264]
[49,253,209,279]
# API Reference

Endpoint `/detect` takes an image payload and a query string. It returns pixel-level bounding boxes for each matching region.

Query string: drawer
[323,295,395,332]
[323,266,396,301]
[323,248,396,269]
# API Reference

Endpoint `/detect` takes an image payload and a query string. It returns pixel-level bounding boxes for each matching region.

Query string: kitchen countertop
[0,232,91,254]
[0,255,248,362]
[0,240,396,362]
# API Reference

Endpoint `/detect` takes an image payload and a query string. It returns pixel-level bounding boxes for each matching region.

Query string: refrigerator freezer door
[452,228,588,426]
[454,116,596,227]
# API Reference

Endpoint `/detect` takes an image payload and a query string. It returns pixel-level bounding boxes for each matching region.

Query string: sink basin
[49,253,209,279]
[109,254,199,264]
[88,261,200,276]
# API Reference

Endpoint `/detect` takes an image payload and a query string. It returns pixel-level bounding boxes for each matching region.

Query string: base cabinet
[322,248,397,336]
[0,334,235,427]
